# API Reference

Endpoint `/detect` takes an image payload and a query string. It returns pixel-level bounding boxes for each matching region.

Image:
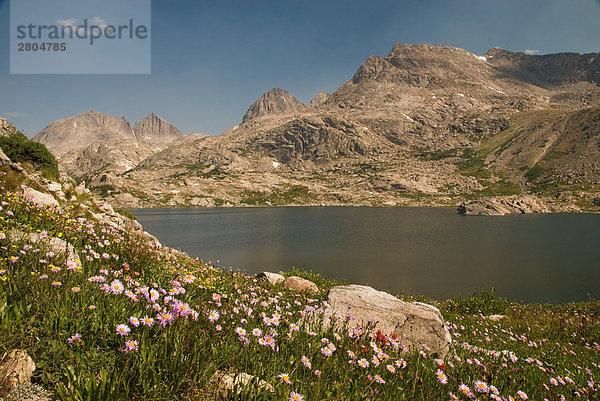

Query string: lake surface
[131,207,600,304]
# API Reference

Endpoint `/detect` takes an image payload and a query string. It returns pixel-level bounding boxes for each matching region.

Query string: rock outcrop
[323,285,452,357]
[457,195,551,216]
[23,187,59,208]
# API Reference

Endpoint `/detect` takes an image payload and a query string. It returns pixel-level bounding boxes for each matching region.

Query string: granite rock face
[324,285,452,357]
[457,195,551,215]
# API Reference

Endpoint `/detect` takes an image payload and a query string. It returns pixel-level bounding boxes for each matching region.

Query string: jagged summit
[133,113,183,144]
[242,88,306,123]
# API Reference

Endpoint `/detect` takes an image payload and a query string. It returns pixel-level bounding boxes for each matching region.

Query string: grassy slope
[0,172,599,401]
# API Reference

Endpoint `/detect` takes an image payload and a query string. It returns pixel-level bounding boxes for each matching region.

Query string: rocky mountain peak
[308,92,330,107]
[33,110,135,157]
[242,87,306,123]
[133,113,183,144]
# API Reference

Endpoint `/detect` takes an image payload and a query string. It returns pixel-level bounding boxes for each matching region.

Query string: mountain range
[28,44,600,210]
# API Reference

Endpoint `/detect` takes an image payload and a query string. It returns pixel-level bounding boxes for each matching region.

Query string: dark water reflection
[131,207,600,303]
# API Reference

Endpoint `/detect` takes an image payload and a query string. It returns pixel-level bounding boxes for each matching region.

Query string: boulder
[284,276,319,294]
[324,285,452,357]
[486,314,507,322]
[209,371,274,399]
[256,272,285,285]
[46,182,62,193]
[0,349,36,397]
[23,188,59,208]
[10,230,82,270]
[0,148,11,166]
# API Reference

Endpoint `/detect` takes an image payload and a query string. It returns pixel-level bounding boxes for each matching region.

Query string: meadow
[0,172,599,401]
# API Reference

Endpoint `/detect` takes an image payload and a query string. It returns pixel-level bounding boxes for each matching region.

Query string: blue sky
[1,0,600,137]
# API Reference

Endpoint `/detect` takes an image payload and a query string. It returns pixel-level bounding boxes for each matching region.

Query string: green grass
[0,131,59,181]
[0,171,599,401]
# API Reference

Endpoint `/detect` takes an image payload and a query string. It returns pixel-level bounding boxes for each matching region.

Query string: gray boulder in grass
[324,285,452,357]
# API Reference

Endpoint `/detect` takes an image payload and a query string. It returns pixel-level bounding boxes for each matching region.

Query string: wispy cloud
[56,17,109,36]
[524,49,540,55]
[57,18,78,26]
[2,111,29,118]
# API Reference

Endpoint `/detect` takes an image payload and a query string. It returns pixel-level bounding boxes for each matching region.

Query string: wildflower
[157,312,175,327]
[67,333,82,344]
[116,324,131,336]
[436,369,448,385]
[474,381,488,393]
[301,356,311,369]
[235,327,247,336]
[52,281,61,286]
[321,346,333,357]
[395,358,407,369]
[124,340,139,353]
[67,259,80,271]
[88,305,96,310]
[50,265,61,273]
[278,373,291,384]
[374,375,385,384]
[252,328,263,337]
[358,358,369,368]
[458,384,471,395]
[314,370,321,377]
[449,392,460,401]
[0,233,5,239]
[490,385,499,395]
[517,391,528,400]
[10,256,18,263]
[289,391,304,401]
[110,279,124,294]
[141,316,154,326]
[386,364,396,373]
[129,317,140,327]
